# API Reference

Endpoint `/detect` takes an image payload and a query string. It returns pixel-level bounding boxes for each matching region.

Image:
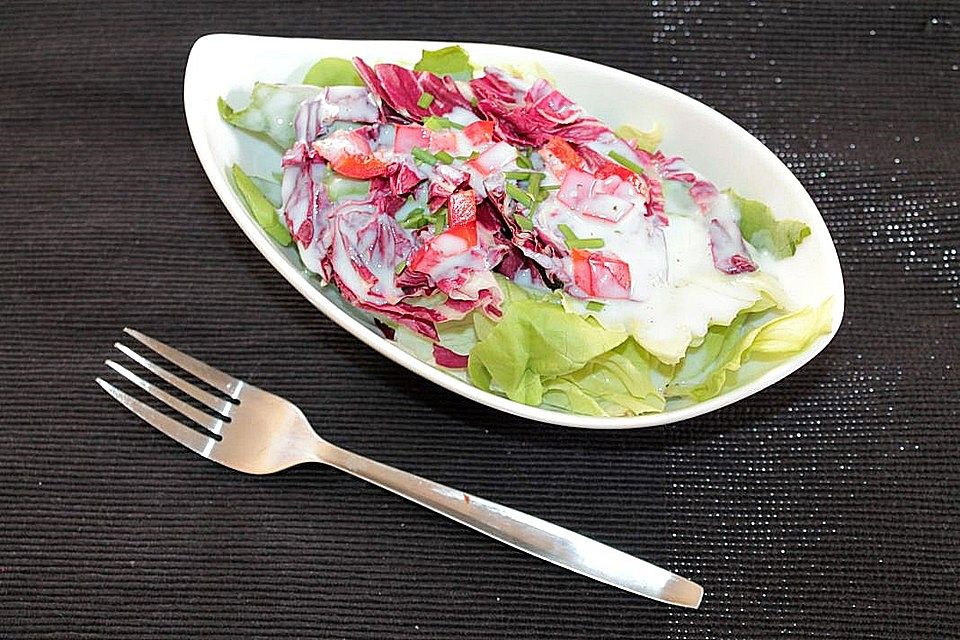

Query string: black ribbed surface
[2,1,958,637]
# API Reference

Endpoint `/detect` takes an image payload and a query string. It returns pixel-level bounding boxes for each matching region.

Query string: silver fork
[97,328,703,608]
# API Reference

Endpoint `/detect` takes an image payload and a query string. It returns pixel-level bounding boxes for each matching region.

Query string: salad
[219,46,831,417]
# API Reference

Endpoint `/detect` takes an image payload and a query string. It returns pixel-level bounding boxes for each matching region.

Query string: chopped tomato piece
[394,125,431,154]
[428,129,458,153]
[312,131,391,179]
[594,162,633,181]
[571,248,631,299]
[409,229,472,274]
[467,141,516,176]
[463,120,495,145]
[542,136,583,169]
[595,161,648,200]
[445,220,477,246]
[447,190,477,228]
[395,125,457,154]
[447,190,478,245]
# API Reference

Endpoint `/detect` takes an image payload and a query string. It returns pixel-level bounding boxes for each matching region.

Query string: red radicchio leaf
[432,344,469,369]
[708,218,757,275]
[470,71,610,147]
[469,67,525,103]
[353,58,473,123]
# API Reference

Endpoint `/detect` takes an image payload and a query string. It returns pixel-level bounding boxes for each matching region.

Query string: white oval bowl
[183,33,844,429]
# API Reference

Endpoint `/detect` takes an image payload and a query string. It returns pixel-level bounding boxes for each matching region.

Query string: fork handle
[314,441,702,608]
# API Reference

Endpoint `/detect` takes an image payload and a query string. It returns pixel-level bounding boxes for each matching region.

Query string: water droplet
[869,29,877,35]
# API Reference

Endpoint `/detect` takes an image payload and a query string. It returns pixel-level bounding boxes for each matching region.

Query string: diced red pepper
[463,120,495,145]
[571,248,632,299]
[329,154,391,179]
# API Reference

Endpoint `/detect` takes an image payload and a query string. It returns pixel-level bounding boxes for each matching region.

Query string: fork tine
[123,328,242,396]
[96,378,216,456]
[114,342,234,416]
[105,360,226,434]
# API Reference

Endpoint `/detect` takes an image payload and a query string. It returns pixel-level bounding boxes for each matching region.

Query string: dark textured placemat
[1,1,958,637]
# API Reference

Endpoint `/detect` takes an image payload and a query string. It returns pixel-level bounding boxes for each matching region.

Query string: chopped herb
[411,146,438,166]
[399,207,429,229]
[434,150,455,164]
[433,207,447,232]
[417,92,435,108]
[514,213,534,231]
[540,184,560,191]
[455,150,481,161]
[394,260,407,275]
[505,183,534,208]
[585,301,605,312]
[558,223,605,249]
[528,172,543,201]
[515,153,533,170]
[423,115,464,131]
[504,171,534,180]
[470,96,479,107]
[608,150,644,175]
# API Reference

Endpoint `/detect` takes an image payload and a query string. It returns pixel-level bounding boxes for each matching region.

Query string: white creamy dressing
[541,171,777,363]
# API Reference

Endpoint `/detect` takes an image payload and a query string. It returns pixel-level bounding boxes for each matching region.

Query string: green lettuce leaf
[468,296,628,406]
[303,57,364,87]
[230,165,292,245]
[542,338,672,416]
[413,46,474,81]
[218,82,320,149]
[667,299,832,401]
[728,190,811,260]
[615,123,663,153]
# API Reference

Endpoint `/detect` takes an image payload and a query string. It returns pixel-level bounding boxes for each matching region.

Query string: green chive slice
[558,223,605,249]
[608,150,644,175]
[411,147,438,166]
[505,183,534,209]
